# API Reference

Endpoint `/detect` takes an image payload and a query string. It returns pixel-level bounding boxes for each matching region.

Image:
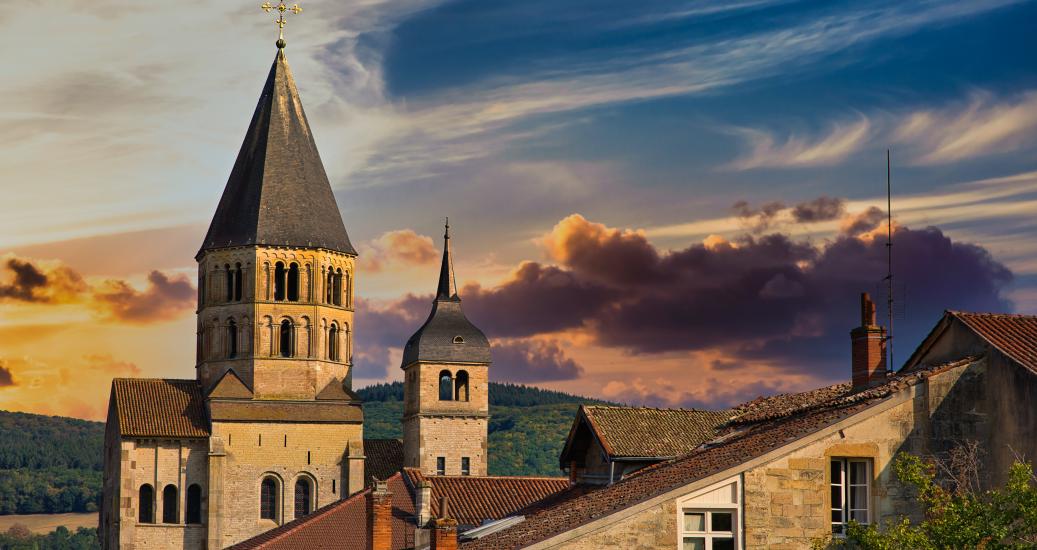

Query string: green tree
[816,449,1037,549]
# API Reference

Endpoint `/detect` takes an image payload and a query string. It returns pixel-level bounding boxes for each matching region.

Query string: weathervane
[261,1,303,48]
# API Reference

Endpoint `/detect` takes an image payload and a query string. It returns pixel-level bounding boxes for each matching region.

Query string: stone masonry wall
[403,362,488,476]
[210,420,363,548]
[118,438,209,550]
[554,500,677,550]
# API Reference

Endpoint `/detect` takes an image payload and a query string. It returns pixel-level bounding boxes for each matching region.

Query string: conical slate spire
[401,221,491,367]
[436,218,459,301]
[198,48,355,258]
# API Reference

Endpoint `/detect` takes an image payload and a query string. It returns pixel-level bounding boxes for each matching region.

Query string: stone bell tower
[194,41,365,547]
[401,221,491,476]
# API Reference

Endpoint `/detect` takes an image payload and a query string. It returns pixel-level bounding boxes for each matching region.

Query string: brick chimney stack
[851,292,887,389]
[368,480,393,550]
[430,496,458,550]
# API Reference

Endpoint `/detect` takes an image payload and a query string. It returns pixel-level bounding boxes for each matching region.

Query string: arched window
[234,263,243,301]
[139,484,155,524]
[260,477,278,521]
[225,264,234,302]
[455,370,470,402]
[294,478,312,519]
[227,319,238,359]
[333,269,343,306]
[274,262,286,301]
[185,484,202,524]
[287,263,299,302]
[344,272,351,307]
[328,323,339,361]
[325,270,334,304]
[439,370,453,401]
[162,484,178,524]
[280,320,294,358]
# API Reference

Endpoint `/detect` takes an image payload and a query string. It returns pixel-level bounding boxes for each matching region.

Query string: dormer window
[453,336,465,344]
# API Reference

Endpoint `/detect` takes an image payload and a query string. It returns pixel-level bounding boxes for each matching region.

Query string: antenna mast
[885,149,894,374]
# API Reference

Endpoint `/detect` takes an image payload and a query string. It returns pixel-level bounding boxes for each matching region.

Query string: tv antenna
[884,149,894,374]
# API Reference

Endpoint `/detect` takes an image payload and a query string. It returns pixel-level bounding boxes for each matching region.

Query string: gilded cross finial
[261,1,303,48]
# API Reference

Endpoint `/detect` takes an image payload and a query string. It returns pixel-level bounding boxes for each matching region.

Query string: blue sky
[2,0,1036,417]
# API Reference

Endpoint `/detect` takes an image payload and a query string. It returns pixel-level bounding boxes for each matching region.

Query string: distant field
[0,512,97,534]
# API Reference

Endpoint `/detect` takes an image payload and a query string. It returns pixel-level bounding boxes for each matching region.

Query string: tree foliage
[817,449,1037,550]
[0,411,103,515]
[0,525,98,550]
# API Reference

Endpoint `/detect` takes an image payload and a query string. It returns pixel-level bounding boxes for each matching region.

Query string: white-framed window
[675,476,741,550]
[436,457,446,475]
[681,510,736,550]
[831,458,871,535]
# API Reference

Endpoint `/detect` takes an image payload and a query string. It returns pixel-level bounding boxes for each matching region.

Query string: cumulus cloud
[490,339,584,383]
[91,271,195,323]
[0,363,14,387]
[359,229,439,272]
[352,296,427,379]
[466,213,1010,376]
[725,117,871,170]
[0,255,195,324]
[898,90,1037,164]
[732,200,786,233]
[791,196,846,223]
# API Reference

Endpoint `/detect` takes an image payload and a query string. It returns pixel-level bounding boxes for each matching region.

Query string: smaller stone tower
[402,221,491,476]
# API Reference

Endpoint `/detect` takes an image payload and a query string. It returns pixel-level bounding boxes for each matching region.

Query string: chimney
[430,496,458,550]
[415,481,432,527]
[368,480,392,550]
[851,293,887,389]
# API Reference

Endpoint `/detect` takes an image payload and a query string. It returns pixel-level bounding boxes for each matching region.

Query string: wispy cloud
[724,117,871,170]
[896,90,1037,164]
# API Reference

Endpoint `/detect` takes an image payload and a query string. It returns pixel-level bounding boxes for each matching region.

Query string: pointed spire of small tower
[436,218,459,301]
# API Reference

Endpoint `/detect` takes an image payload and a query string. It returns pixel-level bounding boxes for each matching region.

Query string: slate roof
[199,48,355,258]
[458,358,979,549]
[577,406,733,458]
[365,439,405,484]
[230,472,416,550]
[402,228,490,367]
[949,311,1037,374]
[111,378,209,438]
[403,469,570,527]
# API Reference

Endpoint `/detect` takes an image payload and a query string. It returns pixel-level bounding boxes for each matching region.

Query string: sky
[2,0,1036,420]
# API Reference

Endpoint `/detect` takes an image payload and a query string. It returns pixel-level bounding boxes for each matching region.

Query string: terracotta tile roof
[365,438,404,484]
[403,469,570,527]
[459,359,978,549]
[580,406,732,458]
[949,311,1037,374]
[230,472,416,550]
[111,378,209,438]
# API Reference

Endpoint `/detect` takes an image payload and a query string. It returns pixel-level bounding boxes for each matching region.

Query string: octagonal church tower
[402,222,492,476]
[194,45,364,545]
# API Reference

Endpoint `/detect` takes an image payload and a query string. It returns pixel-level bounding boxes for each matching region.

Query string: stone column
[206,436,226,550]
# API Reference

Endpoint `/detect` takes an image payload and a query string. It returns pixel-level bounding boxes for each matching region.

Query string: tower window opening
[439,370,453,401]
[260,477,278,521]
[227,319,238,359]
[329,323,339,361]
[280,319,294,358]
[162,484,178,524]
[436,457,446,476]
[333,269,343,306]
[287,263,299,302]
[138,484,155,524]
[461,457,471,476]
[332,479,336,494]
[325,270,334,304]
[453,335,465,344]
[185,484,202,524]
[234,263,243,301]
[455,370,470,402]
[225,264,234,302]
[274,262,286,301]
[294,478,312,519]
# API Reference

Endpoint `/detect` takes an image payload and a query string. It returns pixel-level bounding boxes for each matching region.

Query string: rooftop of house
[459,355,983,549]
[110,378,209,438]
[565,405,734,461]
